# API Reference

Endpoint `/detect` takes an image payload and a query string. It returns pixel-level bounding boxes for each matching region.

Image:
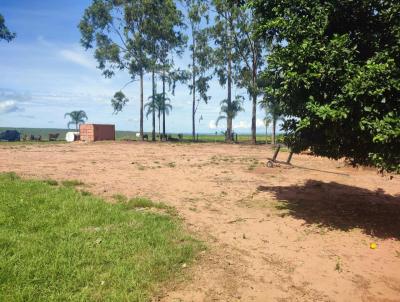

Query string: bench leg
[272,145,281,162]
[286,151,294,164]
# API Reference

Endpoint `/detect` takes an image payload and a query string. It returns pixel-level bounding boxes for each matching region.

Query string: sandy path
[1,141,399,301]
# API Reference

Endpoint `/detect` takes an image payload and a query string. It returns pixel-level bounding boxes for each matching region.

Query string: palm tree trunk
[162,70,166,137]
[151,70,156,142]
[265,123,268,144]
[140,70,144,140]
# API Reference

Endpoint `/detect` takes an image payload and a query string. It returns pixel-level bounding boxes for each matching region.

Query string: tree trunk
[226,17,234,143]
[151,70,156,142]
[265,123,268,144]
[162,70,166,137]
[251,93,257,144]
[272,117,276,145]
[192,31,196,141]
[251,60,257,144]
[140,71,144,140]
[158,111,161,139]
[226,53,233,142]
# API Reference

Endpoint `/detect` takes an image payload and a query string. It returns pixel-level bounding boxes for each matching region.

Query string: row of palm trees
[144,93,172,138]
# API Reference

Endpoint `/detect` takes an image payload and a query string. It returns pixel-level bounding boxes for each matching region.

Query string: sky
[0,0,268,134]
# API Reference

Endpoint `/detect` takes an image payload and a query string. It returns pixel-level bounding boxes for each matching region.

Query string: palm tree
[263,112,272,144]
[216,96,244,140]
[260,98,282,145]
[145,93,172,138]
[64,110,88,130]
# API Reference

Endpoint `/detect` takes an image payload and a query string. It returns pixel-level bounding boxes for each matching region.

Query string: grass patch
[61,179,84,187]
[80,190,92,197]
[125,198,168,210]
[112,194,128,203]
[42,179,58,186]
[0,173,201,301]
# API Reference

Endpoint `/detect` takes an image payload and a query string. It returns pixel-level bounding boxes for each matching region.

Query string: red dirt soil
[1,141,399,301]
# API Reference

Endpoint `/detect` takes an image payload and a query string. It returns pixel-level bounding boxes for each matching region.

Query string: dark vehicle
[0,130,21,142]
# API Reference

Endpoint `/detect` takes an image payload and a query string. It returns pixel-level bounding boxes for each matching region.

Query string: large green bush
[250,0,400,172]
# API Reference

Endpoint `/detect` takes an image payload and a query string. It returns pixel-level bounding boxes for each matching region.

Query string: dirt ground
[1,141,399,302]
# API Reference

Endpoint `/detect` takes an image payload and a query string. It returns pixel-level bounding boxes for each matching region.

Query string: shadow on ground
[257,180,400,240]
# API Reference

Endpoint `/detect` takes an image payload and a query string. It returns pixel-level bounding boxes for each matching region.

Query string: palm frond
[215,115,226,126]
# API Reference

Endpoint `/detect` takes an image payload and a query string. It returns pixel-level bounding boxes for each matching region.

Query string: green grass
[0,172,201,301]
[124,198,171,211]
[42,179,58,186]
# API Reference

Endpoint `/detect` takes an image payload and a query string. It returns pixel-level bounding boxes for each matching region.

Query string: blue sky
[0,0,268,133]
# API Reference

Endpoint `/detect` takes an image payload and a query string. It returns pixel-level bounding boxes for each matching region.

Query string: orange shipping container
[80,124,115,142]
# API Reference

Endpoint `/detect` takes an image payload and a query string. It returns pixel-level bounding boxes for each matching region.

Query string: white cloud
[256,118,265,128]
[208,120,218,129]
[59,49,95,69]
[233,120,250,129]
[0,100,21,114]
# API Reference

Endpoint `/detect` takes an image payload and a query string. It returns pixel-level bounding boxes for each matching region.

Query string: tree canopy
[250,0,400,172]
[0,14,16,42]
[64,110,88,130]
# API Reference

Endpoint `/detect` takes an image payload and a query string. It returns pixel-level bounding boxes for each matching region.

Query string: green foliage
[216,95,245,126]
[0,14,15,42]
[0,173,201,301]
[79,0,148,78]
[145,93,173,136]
[111,91,129,114]
[250,0,400,172]
[64,110,88,130]
[42,179,58,186]
[145,94,173,118]
[124,198,169,210]
[145,94,172,118]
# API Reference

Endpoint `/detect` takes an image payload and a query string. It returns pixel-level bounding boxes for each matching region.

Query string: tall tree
[0,14,15,42]
[230,4,264,144]
[144,0,185,141]
[64,110,88,130]
[158,15,187,138]
[79,0,150,139]
[211,0,241,142]
[250,0,400,173]
[183,0,213,140]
